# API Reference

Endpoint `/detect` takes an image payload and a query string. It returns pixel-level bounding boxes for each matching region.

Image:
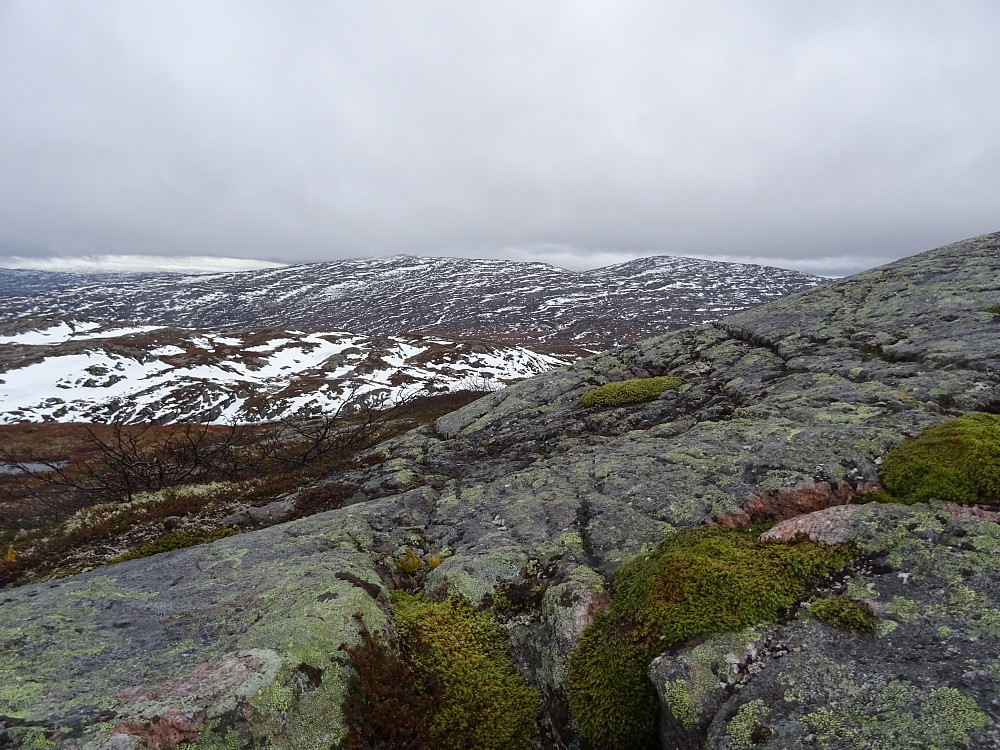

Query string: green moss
[985,304,1000,315]
[879,413,1000,505]
[810,595,878,632]
[565,526,856,750]
[109,528,237,563]
[580,376,683,408]
[391,593,540,750]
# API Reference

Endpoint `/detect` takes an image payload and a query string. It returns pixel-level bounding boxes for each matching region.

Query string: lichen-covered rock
[701,502,1000,749]
[3,231,1000,748]
[649,626,774,750]
[0,501,396,749]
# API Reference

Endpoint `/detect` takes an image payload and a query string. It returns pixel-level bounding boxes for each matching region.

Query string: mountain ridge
[0,253,824,348]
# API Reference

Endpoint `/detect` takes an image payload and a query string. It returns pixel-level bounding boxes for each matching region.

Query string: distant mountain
[0,255,824,348]
[0,269,150,297]
[0,320,576,423]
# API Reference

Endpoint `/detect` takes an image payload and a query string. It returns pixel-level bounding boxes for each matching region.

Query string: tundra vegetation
[877,412,1000,505]
[579,375,683,407]
[0,391,482,585]
[565,526,857,750]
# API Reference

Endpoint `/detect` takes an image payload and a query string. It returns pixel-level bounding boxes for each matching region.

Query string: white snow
[0,322,163,345]
[0,324,577,424]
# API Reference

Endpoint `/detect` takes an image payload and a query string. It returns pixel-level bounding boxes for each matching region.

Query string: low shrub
[810,595,877,632]
[879,413,1000,505]
[109,527,236,563]
[339,618,432,750]
[580,376,683,408]
[565,527,856,750]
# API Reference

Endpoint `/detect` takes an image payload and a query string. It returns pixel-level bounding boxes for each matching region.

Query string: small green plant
[879,413,1000,505]
[565,527,856,750]
[109,527,235,563]
[391,593,540,750]
[985,304,1000,315]
[395,548,422,574]
[810,595,877,632]
[580,376,683,408]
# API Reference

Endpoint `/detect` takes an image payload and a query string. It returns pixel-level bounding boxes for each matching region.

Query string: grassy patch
[109,527,236,563]
[879,413,1000,505]
[985,305,1000,315]
[565,527,856,750]
[580,376,683,408]
[810,595,877,632]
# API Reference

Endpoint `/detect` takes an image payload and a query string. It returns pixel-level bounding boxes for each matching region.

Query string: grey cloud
[0,0,997,276]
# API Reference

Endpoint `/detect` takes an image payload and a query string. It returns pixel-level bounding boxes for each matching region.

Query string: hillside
[0,321,577,423]
[2,232,999,750]
[0,254,824,347]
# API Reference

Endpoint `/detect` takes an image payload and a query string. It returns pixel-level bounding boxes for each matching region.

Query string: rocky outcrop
[702,503,1000,749]
[2,231,1000,748]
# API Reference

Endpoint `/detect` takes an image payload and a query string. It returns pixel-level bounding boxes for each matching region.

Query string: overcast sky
[0,1,997,276]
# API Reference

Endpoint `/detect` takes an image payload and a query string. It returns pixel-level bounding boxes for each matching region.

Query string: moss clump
[879,413,1000,505]
[985,304,1000,315]
[580,376,683,408]
[109,527,236,563]
[566,527,856,750]
[810,595,877,632]
[390,593,539,750]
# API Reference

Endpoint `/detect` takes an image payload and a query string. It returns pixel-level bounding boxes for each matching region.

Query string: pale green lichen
[801,683,985,749]
[662,680,698,731]
[727,699,770,750]
[67,576,159,600]
[875,619,899,638]
[845,576,880,601]
[569,564,605,593]
[659,626,765,735]
[887,596,919,622]
[0,678,45,719]
[424,551,525,607]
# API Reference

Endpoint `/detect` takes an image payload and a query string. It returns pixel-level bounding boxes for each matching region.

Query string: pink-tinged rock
[759,503,877,545]
[942,502,1000,524]
[113,650,282,749]
[717,481,879,530]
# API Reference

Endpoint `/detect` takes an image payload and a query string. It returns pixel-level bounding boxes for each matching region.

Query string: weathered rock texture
[2,231,1000,748]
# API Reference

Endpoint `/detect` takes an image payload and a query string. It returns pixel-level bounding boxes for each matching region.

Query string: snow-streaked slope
[0,321,577,424]
[0,254,824,348]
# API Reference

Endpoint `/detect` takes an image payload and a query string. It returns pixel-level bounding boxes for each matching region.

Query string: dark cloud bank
[0,1,997,276]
